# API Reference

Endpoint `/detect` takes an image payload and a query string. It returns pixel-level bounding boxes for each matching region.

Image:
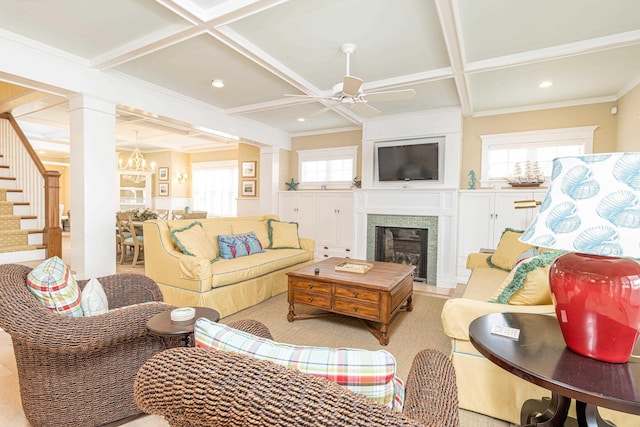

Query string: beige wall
[237,143,260,197]
[616,84,640,151]
[460,102,619,189]
[289,130,363,188]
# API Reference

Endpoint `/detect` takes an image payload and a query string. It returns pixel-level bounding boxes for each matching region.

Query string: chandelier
[118,136,156,184]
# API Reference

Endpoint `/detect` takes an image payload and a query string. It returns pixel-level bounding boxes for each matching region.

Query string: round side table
[146,307,220,347]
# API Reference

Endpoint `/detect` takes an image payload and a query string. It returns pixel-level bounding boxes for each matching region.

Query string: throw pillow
[80,278,109,316]
[491,250,566,305]
[194,319,403,411]
[486,228,535,271]
[26,256,83,317]
[218,232,264,259]
[171,221,217,261]
[267,218,301,249]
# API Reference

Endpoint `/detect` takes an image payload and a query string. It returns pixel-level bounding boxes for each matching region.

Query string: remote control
[490,325,520,340]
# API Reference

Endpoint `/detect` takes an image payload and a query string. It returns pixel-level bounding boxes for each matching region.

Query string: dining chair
[116,212,145,266]
[154,209,169,220]
[182,211,207,219]
[171,209,185,220]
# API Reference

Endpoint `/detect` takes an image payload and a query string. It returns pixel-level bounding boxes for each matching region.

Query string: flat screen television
[375,138,441,182]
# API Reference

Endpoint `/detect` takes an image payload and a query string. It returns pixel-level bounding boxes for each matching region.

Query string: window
[480,126,597,186]
[192,160,238,217]
[298,146,357,189]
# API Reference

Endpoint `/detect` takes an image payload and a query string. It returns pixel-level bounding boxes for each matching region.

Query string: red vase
[550,252,640,363]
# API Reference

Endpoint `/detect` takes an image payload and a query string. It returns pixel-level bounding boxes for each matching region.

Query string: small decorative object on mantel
[507,161,545,187]
[351,176,361,188]
[286,178,299,191]
[335,261,373,274]
[468,170,477,189]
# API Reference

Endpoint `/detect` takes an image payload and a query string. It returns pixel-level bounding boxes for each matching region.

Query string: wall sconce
[176,172,188,184]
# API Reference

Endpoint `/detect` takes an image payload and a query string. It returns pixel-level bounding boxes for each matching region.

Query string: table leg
[575,401,616,427]
[287,301,295,322]
[521,393,571,427]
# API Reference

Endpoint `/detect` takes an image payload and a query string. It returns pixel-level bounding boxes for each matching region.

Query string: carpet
[221,291,510,427]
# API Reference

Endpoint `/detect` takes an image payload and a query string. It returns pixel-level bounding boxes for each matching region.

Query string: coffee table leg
[404,295,413,312]
[287,301,295,322]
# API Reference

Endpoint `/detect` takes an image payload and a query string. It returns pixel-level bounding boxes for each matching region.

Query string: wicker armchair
[0,264,179,427]
[135,320,460,427]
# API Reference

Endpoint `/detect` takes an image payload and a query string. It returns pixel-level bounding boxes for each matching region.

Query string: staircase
[0,169,45,263]
[0,113,61,263]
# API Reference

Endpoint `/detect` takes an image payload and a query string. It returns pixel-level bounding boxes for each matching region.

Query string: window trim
[297,145,358,189]
[479,126,598,187]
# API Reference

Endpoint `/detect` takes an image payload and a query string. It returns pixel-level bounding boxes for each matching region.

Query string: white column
[259,146,280,215]
[68,94,117,279]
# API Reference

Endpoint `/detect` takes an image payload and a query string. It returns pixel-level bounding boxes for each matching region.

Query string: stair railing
[0,112,61,259]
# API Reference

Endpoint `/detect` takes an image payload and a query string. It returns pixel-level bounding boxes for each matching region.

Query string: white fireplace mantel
[353,188,458,289]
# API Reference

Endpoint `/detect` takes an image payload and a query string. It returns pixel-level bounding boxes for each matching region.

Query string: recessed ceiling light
[211,79,224,88]
[297,117,305,122]
[539,81,553,88]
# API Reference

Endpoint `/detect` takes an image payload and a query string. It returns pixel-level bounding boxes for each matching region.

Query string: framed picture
[158,167,169,181]
[241,180,256,196]
[159,183,169,196]
[242,161,256,178]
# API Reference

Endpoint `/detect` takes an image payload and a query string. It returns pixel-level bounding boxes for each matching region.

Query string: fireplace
[375,226,428,282]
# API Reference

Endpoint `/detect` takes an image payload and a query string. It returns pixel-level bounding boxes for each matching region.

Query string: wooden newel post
[44,170,62,259]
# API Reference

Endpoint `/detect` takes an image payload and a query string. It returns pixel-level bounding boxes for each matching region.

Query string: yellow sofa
[143,215,315,318]
[441,252,637,426]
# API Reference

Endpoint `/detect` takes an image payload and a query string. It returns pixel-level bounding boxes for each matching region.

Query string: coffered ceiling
[0,0,639,155]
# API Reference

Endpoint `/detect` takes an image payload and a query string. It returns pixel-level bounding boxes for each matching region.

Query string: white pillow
[81,278,109,316]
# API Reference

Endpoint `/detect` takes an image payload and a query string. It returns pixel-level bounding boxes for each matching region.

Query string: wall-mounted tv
[375,137,443,183]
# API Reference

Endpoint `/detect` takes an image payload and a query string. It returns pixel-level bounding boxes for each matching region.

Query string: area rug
[222,291,450,379]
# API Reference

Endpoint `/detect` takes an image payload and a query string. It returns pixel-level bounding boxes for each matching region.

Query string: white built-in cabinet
[457,189,547,283]
[278,191,354,260]
[278,192,317,239]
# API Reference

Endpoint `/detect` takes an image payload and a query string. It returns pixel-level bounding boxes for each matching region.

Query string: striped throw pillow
[194,318,403,411]
[27,256,83,317]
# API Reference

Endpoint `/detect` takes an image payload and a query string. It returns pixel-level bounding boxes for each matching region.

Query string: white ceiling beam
[435,0,471,116]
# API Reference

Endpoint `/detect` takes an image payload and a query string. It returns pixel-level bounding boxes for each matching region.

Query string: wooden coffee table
[286,257,414,345]
[146,307,220,347]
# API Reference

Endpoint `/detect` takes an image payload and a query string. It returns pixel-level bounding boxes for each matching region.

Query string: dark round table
[469,312,640,427]
[146,307,220,346]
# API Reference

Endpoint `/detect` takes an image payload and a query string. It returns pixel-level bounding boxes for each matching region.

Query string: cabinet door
[335,193,354,250]
[278,193,298,223]
[293,193,317,239]
[492,192,533,245]
[458,192,494,255]
[315,194,339,247]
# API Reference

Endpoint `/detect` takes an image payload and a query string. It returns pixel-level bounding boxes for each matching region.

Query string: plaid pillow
[26,256,83,317]
[194,318,403,411]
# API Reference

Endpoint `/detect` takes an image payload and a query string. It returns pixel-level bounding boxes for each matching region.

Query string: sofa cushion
[26,256,83,317]
[267,218,301,249]
[491,250,566,305]
[487,229,535,271]
[231,220,270,248]
[81,278,109,316]
[171,221,217,261]
[194,318,403,411]
[218,232,264,259]
[210,249,312,288]
[201,222,233,257]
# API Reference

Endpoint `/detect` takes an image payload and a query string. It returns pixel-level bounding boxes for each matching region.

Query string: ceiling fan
[285,43,416,119]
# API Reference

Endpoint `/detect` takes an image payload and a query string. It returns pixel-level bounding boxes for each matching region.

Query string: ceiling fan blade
[342,75,363,96]
[284,94,341,101]
[352,102,381,118]
[307,104,338,119]
[362,88,416,102]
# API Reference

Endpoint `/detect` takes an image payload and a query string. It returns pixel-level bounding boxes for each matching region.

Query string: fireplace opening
[374,226,428,282]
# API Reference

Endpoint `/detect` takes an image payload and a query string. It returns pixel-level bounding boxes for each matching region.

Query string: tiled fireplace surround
[353,189,457,289]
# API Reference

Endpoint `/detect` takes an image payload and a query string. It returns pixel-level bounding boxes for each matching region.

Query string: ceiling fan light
[211,79,225,88]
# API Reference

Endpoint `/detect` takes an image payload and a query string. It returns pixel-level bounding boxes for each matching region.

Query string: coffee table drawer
[335,286,379,304]
[291,280,331,294]
[334,298,380,321]
[293,290,332,309]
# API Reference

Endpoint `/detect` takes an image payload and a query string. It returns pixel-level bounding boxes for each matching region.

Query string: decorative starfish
[286,178,299,191]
